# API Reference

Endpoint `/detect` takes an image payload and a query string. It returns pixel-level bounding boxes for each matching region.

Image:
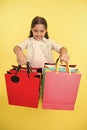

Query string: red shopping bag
[5,63,41,108]
[42,59,81,110]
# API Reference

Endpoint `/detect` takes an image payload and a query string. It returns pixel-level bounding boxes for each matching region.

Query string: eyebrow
[33,29,45,32]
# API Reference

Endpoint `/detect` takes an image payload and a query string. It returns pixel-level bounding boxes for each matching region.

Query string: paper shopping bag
[5,63,41,108]
[42,62,79,96]
[42,59,81,110]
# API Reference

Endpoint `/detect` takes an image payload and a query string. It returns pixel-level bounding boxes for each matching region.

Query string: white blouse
[18,37,62,68]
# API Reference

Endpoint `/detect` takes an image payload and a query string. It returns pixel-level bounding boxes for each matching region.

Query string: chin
[35,37,43,41]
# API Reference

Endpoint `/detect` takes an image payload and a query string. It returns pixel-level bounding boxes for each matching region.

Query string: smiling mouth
[35,37,43,40]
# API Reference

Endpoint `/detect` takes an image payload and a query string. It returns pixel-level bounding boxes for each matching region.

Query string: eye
[34,29,38,32]
[41,30,44,33]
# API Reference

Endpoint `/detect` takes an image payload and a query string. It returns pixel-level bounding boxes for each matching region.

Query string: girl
[13,16,69,68]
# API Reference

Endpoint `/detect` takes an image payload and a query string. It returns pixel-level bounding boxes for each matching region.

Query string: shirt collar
[30,37,47,42]
[42,37,47,42]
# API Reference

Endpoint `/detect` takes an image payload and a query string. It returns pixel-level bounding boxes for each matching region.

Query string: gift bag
[42,61,79,96]
[42,59,81,110]
[5,62,41,108]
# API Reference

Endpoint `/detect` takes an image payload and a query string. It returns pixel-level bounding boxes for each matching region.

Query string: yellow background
[0,0,87,130]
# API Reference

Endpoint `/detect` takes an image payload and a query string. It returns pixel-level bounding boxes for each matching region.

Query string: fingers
[59,53,70,63]
[17,56,27,65]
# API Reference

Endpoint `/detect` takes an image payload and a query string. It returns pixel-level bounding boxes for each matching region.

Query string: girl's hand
[16,53,27,65]
[59,53,70,63]
[13,46,27,65]
[59,47,70,63]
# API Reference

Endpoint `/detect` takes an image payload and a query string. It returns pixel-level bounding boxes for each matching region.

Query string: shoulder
[45,38,63,49]
[24,37,33,42]
[18,38,32,48]
[21,37,34,45]
[45,38,56,45]
[43,37,54,43]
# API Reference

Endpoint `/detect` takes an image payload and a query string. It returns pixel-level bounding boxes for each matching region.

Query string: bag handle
[16,61,32,72]
[56,58,71,74]
[11,62,32,82]
[26,62,32,78]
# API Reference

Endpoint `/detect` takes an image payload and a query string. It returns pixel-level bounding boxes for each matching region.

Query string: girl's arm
[13,46,27,65]
[50,39,70,63]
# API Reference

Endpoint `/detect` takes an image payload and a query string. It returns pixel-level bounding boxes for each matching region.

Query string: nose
[37,31,41,35]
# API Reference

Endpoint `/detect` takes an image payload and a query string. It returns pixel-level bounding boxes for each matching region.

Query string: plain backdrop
[0,0,87,130]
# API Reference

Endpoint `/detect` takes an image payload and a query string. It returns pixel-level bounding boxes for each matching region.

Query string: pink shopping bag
[42,59,81,110]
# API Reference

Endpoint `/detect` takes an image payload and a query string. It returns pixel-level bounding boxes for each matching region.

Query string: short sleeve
[17,38,30,50]
[49,39,63,52]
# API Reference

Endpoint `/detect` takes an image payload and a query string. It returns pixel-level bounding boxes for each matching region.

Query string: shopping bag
[42,61,79,96]
[42,59,81,110]
[5,62,41,108]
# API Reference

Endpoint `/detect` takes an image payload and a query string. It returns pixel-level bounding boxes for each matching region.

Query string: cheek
[42,33,45,36]
[32,32,37,36]
[42,31,46,35]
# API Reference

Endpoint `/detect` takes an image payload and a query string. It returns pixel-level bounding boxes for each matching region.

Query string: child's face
[32,24,47,41]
